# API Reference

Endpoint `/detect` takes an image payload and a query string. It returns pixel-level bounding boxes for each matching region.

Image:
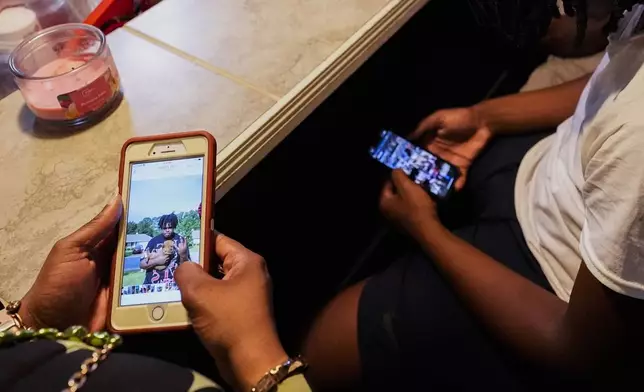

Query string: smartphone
[370,130,460,199]
[108,131,216,333]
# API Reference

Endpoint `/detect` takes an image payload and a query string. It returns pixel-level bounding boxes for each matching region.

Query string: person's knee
[302,281,367,391]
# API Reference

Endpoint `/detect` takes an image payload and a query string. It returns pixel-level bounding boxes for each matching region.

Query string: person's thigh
[358,251,527,391]
[303,223,549,391]
[355,218,553,391]
[302,281,366,391]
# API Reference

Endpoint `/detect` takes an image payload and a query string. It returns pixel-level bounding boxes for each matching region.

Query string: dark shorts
[358,131,556,391]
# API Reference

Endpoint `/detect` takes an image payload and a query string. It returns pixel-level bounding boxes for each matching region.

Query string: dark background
[215,0,544,348]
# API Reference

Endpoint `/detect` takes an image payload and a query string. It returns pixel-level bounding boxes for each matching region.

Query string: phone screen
[120,156,205,306]
[370,130,459,199]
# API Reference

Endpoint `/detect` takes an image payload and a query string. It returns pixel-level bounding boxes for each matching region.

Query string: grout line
[122,26,282,101]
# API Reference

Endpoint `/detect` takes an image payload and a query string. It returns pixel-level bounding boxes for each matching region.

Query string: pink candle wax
[10,23,121,125]
[26,56,119,120]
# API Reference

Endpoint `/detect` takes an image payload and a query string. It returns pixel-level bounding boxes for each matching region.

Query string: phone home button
[151,306,164,321]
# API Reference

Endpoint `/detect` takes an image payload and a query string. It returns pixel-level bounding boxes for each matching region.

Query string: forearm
[140,257,166,269]
[475,74,591,135]
[415,221,570,369]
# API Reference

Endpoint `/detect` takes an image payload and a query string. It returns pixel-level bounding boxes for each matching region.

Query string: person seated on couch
[303,1,644,390]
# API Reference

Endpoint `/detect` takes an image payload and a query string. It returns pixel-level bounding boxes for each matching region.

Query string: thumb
[67,195,123,248]
[88,287,109,332]
[391,169,415,195]
[175,262,217,309]
[454,172,467,192]
[411,112,442,141]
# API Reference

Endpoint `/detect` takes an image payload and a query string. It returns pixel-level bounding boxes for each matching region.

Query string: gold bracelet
[250,355,307,392]
[0,325,123,392]
[6,300,25,329]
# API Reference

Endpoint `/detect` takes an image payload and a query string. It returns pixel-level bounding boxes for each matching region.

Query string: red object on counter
[84,0,162,34]
[84,0,134,31]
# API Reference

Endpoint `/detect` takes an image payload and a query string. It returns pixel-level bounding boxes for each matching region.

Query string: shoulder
[147,235,164,246]
[581,119,644,206]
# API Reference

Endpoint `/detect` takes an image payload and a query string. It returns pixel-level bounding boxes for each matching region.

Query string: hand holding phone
[370,130,460,199]
[19,197,123,331]
[412,108,492,190]
[380,169,440,239]
[175,234,288,391]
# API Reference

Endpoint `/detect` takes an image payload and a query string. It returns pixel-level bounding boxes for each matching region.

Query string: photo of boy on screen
[139,213,191,284]
[120,157,204,306]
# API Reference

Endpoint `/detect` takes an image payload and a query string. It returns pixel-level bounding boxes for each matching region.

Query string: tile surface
[0,0,419,301]
[127,0,392,97]
[0,29,274,300]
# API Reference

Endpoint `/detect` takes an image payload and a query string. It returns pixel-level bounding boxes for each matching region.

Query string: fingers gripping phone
[370,130,460,199]
[108,131,216,333]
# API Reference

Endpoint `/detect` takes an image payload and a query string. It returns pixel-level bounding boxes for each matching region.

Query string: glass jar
[9,23,121,126]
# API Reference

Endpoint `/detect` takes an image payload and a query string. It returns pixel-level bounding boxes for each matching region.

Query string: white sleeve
[580,124,644,299]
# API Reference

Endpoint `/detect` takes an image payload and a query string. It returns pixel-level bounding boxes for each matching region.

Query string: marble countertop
[0,0,427,300]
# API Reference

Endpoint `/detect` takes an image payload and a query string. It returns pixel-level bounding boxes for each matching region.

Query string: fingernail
[107,188,120,206]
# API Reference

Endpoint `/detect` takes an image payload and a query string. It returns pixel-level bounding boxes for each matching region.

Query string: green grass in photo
[123,270,145,287]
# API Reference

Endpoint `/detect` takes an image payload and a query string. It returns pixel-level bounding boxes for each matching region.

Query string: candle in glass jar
[10,23,121,125]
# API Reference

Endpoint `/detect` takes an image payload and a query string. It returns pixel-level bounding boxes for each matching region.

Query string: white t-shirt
[516,5,644,302]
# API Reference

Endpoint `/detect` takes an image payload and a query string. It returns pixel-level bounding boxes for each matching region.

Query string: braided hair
[469,0,642,47]
[558,0,640,45]
[158,213,178,229]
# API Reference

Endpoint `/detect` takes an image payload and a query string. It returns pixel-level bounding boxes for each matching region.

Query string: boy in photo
[139,213,191,285]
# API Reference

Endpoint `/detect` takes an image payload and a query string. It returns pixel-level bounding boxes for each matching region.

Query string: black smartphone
[369,130,460,199]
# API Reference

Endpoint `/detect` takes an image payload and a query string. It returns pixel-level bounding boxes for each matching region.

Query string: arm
[140,241,153,269]
[175,234,291,391]
[382,170,644,381]
[139,251,148,270]
[415,222,642,375]
[139,250,169,270]
[412,74,593,192]
[475,74,591,135]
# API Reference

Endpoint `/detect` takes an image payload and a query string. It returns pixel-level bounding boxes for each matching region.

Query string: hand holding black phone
[370,130,460,200]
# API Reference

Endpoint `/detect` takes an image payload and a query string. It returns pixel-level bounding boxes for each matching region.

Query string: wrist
[227,332,289,391]
[17,296,43,329]
[470,103,494,135]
